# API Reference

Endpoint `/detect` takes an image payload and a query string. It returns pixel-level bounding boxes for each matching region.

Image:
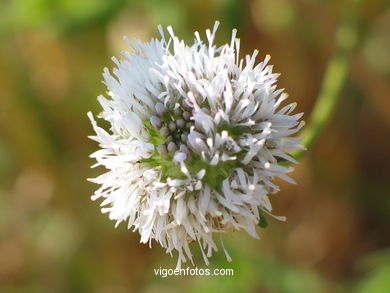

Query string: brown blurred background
[0,0,389,292]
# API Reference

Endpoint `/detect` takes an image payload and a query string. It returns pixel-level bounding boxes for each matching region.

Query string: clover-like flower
[88,22,304,268]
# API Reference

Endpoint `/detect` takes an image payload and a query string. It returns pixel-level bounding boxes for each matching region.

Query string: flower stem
[290,0,362,160]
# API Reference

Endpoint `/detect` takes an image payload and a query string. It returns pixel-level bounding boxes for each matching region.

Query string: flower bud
[157,144,168,156]
[155,102,167,115]
[179,144,189,154]
[183,111,191,120]
[176,118,185,128]
[173,151,187,162]
[159,126,169,136]
[181,132,188,143]
[168,121,176,132]
[167,141,178,153]
[150,116,162,129]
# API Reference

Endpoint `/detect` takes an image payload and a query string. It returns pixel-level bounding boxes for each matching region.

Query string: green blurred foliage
[354,249,390,293]
[0,0,389,292]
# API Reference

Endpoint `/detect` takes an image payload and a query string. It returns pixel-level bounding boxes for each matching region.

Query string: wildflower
[88,22,304,268]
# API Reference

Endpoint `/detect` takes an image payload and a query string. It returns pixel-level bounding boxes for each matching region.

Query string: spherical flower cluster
[88,22,304,268]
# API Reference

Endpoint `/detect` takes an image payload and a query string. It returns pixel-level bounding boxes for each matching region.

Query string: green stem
[290,0,362,160]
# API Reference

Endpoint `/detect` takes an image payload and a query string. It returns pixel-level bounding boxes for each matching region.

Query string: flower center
[141,101,195,180]
[141,101,244,190]
[149,101,194,159]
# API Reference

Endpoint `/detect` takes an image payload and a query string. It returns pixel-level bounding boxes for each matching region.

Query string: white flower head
[88,22,304,268]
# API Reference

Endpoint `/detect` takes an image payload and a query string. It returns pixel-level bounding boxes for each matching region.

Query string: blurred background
[0,0,389,292]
